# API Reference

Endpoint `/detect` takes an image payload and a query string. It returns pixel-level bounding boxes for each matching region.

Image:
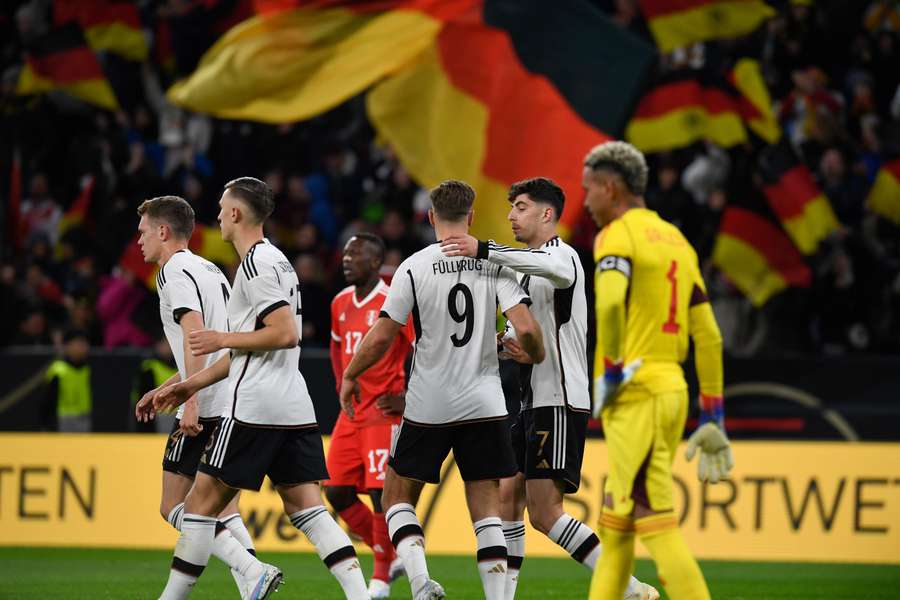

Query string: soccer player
[582,142,734,600]
[133,195,274,597]
[440,177,658,600]
[339,180,545,600]
[151,177,368,600]
[326,232,412,598]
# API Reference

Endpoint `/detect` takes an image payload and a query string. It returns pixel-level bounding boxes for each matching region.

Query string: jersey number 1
[662,260,680,334]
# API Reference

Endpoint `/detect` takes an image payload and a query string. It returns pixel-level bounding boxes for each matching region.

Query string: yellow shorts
[600,387,688,517]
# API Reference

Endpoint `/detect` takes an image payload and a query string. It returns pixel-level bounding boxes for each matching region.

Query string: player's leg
[500,409,528,599]
[324,416,374,547]
[383,420,450,600]
[218,492,255,554]
[633,390,709,600]
[588,395,654,600]
[454,418,518,600]
[361,423,398,597]
[271,427,368,600]
[158,472,237,599]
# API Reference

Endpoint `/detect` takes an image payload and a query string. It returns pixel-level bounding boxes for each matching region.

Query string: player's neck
[612,197,645,221]
[434,222,469,243]
[157,242,188,267]
[354,274,381,301]
[232,228,265,259]
[524,226,558,250]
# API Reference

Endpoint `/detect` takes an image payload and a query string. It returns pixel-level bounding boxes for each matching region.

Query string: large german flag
[16,23,118,110]
[866,158,900,226]
[626,71,747,153]
[53,0,148,61]
[712,200,811,307]
[639,0,775,53]
[758,142,840,255]
[169,1,654,243]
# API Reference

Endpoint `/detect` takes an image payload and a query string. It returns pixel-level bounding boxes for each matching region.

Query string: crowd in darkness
[1,0,899,359]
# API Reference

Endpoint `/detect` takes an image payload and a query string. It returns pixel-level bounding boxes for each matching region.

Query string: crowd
[1,0,899,360]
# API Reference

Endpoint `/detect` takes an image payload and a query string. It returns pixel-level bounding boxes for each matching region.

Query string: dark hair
[224,176,274,223]
[430,180,475,222]
[351,232,386,263]
[507,177,565,220]
[136,195,195,239]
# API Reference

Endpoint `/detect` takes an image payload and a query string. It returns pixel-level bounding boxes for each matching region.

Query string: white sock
[159,514,215,600]
[220,513,256,553]
[166,503,259,578]
[166,503,186,530]
[289,506,368,600]
[502,520,525,600]
[474,517,507,600]
[385,503,429,595]
[547,514,601,569]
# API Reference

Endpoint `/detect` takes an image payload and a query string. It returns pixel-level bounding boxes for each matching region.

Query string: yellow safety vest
[45,359,92,417]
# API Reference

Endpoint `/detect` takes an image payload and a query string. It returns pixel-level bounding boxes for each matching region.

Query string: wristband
[698,393,724,427]
[603,357,624,384]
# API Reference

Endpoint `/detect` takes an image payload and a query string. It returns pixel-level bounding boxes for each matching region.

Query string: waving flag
[866,158,900,225]
[53,0,148,61]
[638,0,775,53]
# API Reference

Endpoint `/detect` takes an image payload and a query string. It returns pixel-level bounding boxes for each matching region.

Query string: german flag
[58,175,95,236]
[729,57,780,144]
[53,0,148,61]
[639,0,775,53]
[626,71,747,153]
[866,158,900,226]
[712,201,811,307]
[758,142,840,255]
[169,1,654,243]
[16,23,119,110]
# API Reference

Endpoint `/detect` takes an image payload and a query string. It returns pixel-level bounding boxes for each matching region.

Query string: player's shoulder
[332,285,355,307]
[594,218,632,258]
[397,245,437,272]
[242,239,289,278]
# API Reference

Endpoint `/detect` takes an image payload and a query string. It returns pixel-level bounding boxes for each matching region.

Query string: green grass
[0,547,897,599]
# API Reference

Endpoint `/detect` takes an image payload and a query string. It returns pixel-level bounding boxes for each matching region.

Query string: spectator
[42,329,92,432]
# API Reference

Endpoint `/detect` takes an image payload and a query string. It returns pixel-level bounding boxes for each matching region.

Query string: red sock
[371,511,394,583]
[338,500,374,547]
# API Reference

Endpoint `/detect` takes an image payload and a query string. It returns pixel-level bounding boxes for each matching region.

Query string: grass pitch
[0,547,897,599]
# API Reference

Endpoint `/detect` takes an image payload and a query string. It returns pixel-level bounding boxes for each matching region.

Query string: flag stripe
[641,0,775,53]
[27,47,105,85]
[713,234,788,307]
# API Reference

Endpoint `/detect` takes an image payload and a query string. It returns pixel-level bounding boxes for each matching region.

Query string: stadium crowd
[1,0,899,360]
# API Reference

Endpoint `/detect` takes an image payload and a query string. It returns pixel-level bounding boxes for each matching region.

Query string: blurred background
[0,0,899,440]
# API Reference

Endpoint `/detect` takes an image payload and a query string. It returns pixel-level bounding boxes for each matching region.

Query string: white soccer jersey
[486,236,590,413]
[225,239,317,427]
[380,243,530,425]
[156,249,231,419]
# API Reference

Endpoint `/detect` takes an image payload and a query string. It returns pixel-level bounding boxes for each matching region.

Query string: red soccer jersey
[330,280,413,427]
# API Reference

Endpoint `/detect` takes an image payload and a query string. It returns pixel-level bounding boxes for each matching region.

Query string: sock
[547,514,601,569]
[159,514,215,600]
[289,506,368,600]
[385,503,429,595]
[338,500,375,547]
[588,512,635,600]
[220,513,257,554]
[502,520,525,600]
[371,512,394,583]
[636,512,710,600]
[166,503,259,578]
[474,517,507,600]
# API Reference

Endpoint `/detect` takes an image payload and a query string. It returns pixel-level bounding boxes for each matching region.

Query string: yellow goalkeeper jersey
[593,208,720,396]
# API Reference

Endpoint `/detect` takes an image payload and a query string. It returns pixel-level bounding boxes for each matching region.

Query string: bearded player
[326,233,413,599]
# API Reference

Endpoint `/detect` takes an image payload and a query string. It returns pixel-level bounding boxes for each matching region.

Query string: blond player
[582,142,734,600]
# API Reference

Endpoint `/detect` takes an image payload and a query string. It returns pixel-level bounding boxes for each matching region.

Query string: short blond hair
[584,141,648,196]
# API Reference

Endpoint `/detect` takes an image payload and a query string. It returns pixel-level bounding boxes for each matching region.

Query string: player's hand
[339,377,360,419]
[188,329,224,356]
[375,392,405,417]
[179,397,203,437]
[154,381,194,412]
[499,338,533,364]
[135,387,158,422]
[440,235,479,258]
[686,423,734,483]
[591,358,642,419]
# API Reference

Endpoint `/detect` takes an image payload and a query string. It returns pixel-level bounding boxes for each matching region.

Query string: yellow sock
[588,512,635,600]
[636,513,710,600]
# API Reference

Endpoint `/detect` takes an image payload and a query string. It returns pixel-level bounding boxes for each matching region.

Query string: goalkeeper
[583,141,733,600]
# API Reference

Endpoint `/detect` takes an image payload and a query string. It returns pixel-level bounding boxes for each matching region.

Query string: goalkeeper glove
[685,394,734,483]
[592,357,642,419]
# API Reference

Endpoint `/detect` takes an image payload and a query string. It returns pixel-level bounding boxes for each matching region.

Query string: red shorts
[325,414,397,490]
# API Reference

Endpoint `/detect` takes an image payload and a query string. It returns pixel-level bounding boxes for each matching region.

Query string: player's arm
[684,275,733,484]
[189,304,298,354]
[177,310,206,436]
[504,303,545,364]
[329,299,344,394]
[154,353,231,412]
[135,370,181,422]
[440,235,575,288]
[340,317,402,417]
